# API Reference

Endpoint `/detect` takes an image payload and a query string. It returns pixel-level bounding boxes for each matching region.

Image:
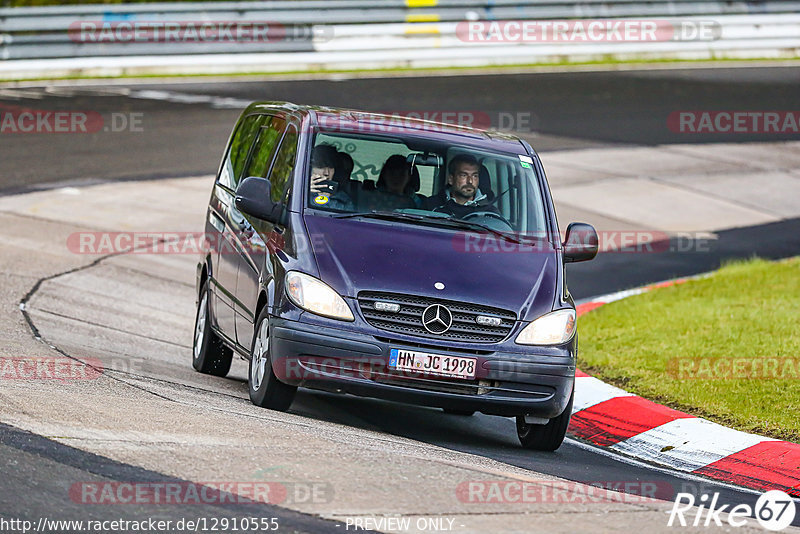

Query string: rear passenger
[359,154,416,211]
[335,150,360,205]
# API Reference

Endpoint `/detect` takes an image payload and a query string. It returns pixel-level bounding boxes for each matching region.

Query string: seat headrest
[479,164,495,201]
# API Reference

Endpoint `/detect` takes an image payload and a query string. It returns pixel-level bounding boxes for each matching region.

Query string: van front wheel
[516,388,574,451]
[248,308,297,411]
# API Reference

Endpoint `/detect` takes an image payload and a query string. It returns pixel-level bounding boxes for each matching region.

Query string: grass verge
[578,257,800,442]
[2,57,800,84]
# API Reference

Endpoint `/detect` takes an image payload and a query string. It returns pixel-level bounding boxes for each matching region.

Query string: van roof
[243,102,532,154]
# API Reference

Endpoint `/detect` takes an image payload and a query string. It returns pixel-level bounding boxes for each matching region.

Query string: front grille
[358,291,516,343]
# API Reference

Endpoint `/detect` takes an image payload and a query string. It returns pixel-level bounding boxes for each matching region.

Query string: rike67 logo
[668,490,797,531]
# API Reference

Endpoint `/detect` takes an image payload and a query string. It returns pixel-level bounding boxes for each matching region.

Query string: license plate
[388,349,476,379]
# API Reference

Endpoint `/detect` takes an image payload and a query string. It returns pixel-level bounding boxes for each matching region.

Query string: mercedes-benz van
[193,103,598,451]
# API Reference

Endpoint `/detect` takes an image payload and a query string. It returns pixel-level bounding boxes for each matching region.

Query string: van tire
[192,281,233,377]
[248,307,297,411]
[516,387,574,451]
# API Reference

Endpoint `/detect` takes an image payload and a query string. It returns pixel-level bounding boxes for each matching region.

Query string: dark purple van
[193,103,598,451]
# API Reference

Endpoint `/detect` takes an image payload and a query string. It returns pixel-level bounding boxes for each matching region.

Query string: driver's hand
[310,174,329,194]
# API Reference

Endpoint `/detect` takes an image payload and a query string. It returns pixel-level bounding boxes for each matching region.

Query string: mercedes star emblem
[422,304,453,334]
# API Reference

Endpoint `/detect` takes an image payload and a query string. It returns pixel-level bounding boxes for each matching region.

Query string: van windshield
[306,131,549,237]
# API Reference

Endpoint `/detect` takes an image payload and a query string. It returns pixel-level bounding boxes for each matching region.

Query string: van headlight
[515,309,576,345]
[285,271,354,321]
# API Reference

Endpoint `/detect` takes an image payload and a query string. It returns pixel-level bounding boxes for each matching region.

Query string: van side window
[268,126,299,203]
[219,114,268,191]
[243,117,286,180]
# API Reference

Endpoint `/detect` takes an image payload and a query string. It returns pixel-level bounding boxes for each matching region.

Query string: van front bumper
[269,317,575,418]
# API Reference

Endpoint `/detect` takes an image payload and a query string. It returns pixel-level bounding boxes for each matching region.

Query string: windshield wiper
[429,217,528,244]
[333,211,531,244]
[332,211,427,222]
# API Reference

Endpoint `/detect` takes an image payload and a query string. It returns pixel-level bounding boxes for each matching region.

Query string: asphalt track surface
[2,66,800,529]
[0,423,350,533]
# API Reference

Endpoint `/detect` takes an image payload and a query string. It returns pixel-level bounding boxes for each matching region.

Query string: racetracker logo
[456,19,720,43]
[451,231,714,254]
[68,21,331,43]
[318,110,540,134]
[0,104,102,134]
[70,482,287,505]
[382,111,492,130]
[271,356,479,382]
[66,231,286,255]
[0,357,102,381]
[668,111,800,134]
[667,357,800,380]
[456,480,672,503]
[316,111,493,135]
[0,105,142,134]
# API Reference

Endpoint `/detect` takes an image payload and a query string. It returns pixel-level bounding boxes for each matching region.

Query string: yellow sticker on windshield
[314,195,330,205]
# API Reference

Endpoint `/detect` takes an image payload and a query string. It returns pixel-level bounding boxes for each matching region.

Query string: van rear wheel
[516,387,574,451]
[192,282,233,377]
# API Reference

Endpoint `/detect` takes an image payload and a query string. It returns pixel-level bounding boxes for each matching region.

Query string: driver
[309,144,354,211]
[426,154,498,218]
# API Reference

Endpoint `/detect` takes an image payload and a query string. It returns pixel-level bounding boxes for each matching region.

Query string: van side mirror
[563,222,598,263]
[235,176,283,224]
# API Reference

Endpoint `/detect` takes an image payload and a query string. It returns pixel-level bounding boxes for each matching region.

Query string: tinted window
[269,126,299,203]
[219,114,268,190]
[244,117,286,180]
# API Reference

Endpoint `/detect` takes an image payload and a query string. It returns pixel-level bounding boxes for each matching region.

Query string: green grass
[4,57,800,84]
[578,257,800,442]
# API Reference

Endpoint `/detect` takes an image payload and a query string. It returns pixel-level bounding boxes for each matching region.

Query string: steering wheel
[462,211,514,232]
